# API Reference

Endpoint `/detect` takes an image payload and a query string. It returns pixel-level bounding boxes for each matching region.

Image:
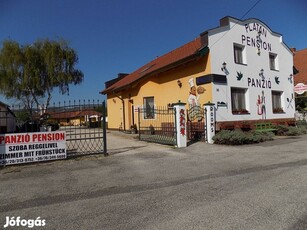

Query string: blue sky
[0,0,306,105]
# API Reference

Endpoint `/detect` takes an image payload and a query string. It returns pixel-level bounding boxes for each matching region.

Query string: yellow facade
[106,55,212,130]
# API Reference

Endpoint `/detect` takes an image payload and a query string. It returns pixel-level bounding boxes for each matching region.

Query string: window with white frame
[272,91,283,113]
[233,44,245,64]
[143,97,155,119]
[269,53,278,70]
[231,87,248,113]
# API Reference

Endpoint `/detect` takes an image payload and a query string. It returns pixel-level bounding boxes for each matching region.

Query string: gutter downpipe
[114,92,126,132]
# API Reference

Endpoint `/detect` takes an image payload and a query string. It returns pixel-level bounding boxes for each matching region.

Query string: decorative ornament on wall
[275,76,280,85]
[288,74,293,84]
[187,78,204,122]
[236,71,243,81]
[197,86,205,94]
[256,90,266,120]
[259,69,264,80]
[287,94,294,109]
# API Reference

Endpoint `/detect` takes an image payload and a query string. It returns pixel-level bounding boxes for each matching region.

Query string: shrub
[285,126,303,136]
[213,130,273,145]
[297,120,307,127]
[299,126,307,134]
[274,125,289,136]
[249,130,274,143]
[274,124,307,136]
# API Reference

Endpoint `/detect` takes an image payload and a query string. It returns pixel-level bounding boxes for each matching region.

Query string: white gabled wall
[208,17,294,122]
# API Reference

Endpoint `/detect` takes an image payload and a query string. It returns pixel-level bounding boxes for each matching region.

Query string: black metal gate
[138,106,176,145]
[11,99,107,157]
[187,105,207,144]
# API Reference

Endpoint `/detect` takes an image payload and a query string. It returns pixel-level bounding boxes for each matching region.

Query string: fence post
[204,102,216,144]
[102,100,108,156]
[173,102,187,148]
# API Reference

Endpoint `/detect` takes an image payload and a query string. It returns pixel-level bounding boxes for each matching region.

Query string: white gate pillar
[173,102,187,148]
[204,103,216,144]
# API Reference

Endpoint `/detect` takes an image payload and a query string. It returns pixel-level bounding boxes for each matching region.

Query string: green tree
[295,93,307,112]
[0,39,84,118]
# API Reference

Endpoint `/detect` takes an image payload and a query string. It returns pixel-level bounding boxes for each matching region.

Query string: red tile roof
[47,109,102,119]
[294,48,307,85]
[101,37,205,94]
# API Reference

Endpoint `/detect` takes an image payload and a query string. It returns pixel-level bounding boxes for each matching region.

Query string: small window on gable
[269,53,278,71]
[233,44,246,65]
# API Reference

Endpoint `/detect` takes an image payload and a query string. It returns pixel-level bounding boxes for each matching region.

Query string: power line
[210,0,263,49]
[240,0,263,20]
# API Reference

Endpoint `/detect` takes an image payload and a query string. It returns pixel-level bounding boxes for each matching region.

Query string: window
[143,97,155,119]
[231,87,248,113]
[233,44,245,64]
[272,91,283,113]
[269,53,278,70]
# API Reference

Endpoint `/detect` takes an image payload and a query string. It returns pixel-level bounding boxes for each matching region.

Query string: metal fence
[138,106,177,146]
[8,99,107,156]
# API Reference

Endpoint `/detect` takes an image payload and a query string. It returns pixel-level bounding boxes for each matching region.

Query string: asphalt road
[1,132,307,229]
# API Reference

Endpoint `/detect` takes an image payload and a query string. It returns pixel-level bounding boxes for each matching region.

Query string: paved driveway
[1,132,307,229]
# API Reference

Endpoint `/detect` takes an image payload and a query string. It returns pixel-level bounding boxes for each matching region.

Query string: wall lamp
[221,62,229,75]
[259,69,264,79]
[221,62,227,71]
[177,80,182,88]
[288,74,293,83]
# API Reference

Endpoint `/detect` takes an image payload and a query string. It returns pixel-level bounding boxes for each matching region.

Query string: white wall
[208,17,294,122]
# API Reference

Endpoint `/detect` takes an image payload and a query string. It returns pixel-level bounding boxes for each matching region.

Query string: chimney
[220,16,230,27]
[117,73,129,79]
[104,73,130,89]
[290,48,296,55]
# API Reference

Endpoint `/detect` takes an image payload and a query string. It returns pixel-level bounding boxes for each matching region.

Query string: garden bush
[299,126,307,134]
[274,124,307,136]
[274,124,289,136]
[213,125,307,145]
[285,126,303,136]
[213,129,274,145]
[297,120,307,127]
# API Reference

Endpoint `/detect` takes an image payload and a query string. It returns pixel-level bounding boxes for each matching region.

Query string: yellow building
[101,16,295,131]
[101,37,212,131]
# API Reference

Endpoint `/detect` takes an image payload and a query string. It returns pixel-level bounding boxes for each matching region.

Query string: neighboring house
[101,16,296,131]
[293,48,307,94]
[48,109,102,126]
[0,101,16,133]
[293,48,307,120]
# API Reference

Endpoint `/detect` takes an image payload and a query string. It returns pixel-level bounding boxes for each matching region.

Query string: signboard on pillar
[173,102,187,148]
[204,103,215,144]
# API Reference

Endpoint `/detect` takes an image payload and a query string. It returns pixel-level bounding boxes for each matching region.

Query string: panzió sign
[0,131,66,166]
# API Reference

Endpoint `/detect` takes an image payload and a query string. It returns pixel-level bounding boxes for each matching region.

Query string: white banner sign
[0,131,66,166]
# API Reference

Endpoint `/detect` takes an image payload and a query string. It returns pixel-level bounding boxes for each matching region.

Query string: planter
[232,110,250,115]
